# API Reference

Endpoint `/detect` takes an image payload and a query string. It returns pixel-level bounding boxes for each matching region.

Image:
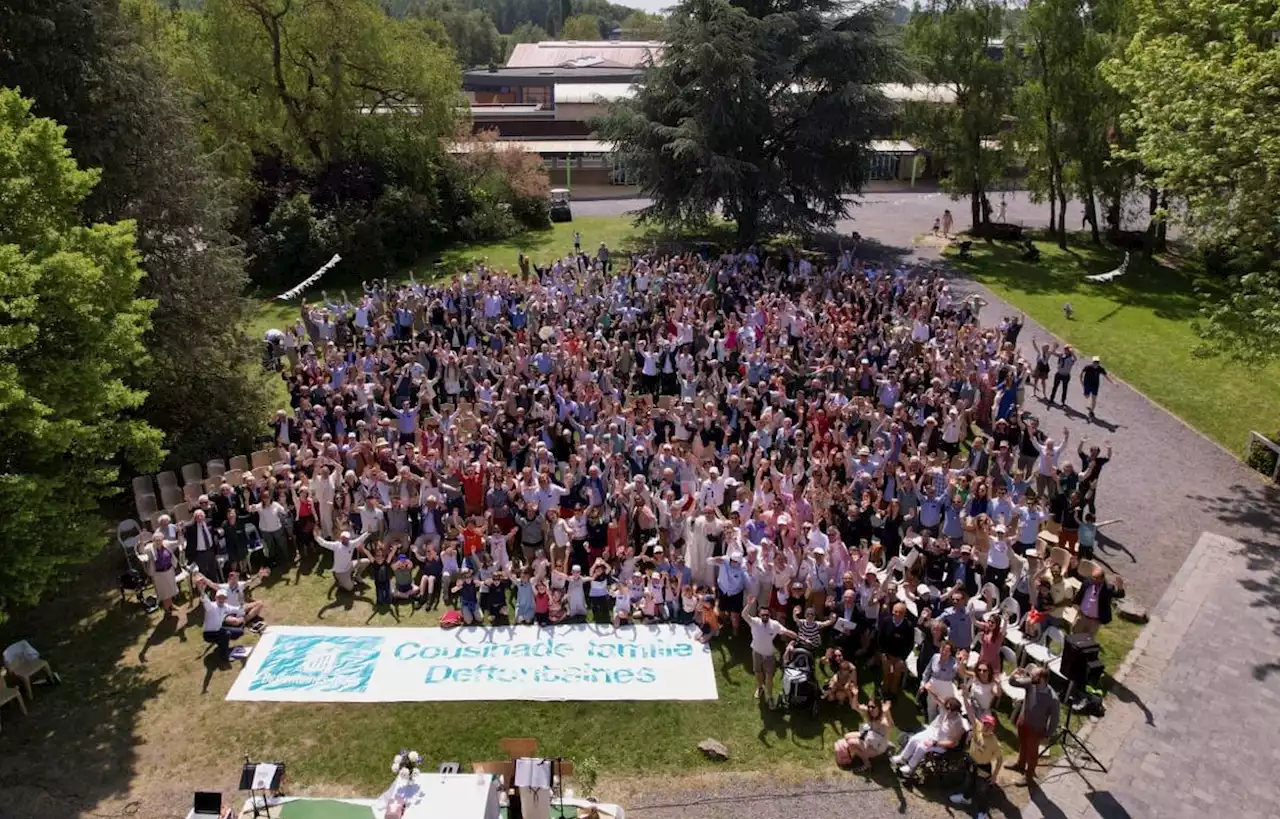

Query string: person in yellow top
[949,714,1003,819]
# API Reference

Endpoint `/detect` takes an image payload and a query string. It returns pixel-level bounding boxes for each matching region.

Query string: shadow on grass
[0,551,166,817]
[946,232,1207,324]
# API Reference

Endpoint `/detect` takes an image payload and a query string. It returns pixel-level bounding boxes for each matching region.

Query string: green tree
[3,0,271,465]
[1107,0,1280,363]
[903,0,1014,231]
[195,0,460,167]
[598,0,903,244]
[620,10,667,39]
[509,20,549,42]
[560,12,601,39]
[0,88,164,620]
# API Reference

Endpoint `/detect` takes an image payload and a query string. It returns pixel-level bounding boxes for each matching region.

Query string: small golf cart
[549,188,572,223]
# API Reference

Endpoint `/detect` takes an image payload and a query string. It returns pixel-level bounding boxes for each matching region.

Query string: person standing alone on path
[942,209,954,238]
[1080,355,1116,419]
[1048,343,1078,405]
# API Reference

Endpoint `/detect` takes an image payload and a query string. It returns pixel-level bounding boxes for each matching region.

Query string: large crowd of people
[139,234,1128,818]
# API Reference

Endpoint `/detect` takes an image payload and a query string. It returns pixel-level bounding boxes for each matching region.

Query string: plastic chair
[245,523,266,570]
[229,455,250,473]
[160,484,183,511]
[1076,558,1100,579]
[183,482,203,504]
[181,463,203,485]
[156,471,179,490]
[172,502,192,525]
[999,646,1026,707]
[206,460,226,479]
[1023,625,1065,668]
[136,493,159,522]
[1049,547,1073,574]
[118,519,142,564]
[0,676,26,730]
[131,475,155,498]
[979,582,1000,609]
[3,641,55,700]
[225,469,244,487]
[251,449,273,470]
[202,477,221,494]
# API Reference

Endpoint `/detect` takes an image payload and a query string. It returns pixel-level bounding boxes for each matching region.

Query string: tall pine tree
[597,0,903,244]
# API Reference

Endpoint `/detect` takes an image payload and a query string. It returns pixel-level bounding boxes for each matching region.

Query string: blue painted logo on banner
[249,635,383,693]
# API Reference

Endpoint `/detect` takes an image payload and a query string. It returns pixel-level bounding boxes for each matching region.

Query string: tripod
[1040,681,1106,773]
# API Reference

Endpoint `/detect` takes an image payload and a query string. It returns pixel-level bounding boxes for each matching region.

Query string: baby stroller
[779,645,821,716]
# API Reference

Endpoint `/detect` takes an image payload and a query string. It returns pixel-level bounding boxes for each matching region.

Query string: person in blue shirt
[710,553,747,636]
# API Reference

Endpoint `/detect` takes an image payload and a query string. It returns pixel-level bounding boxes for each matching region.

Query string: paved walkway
[1022,532,1280,819]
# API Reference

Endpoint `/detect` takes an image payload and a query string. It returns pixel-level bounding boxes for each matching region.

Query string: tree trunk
[1056,187,1068,248]
[737,203,759,247]
[1143,186,1159,260]
[1084,178,1101,245]
[1107,196,1122,234]
[971,178,982,233]
[1049,190,1057,235]
[1156,190,1169,251]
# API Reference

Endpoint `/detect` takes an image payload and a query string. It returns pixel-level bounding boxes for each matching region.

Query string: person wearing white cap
[985,523,1012,592]
[316,529,373,592]
[196,578,244,662]
[1079,355,1115,419]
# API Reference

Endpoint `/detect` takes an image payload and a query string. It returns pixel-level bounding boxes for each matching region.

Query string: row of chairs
[131,449,288,528]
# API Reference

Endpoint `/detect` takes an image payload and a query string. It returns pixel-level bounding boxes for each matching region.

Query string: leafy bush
[1246,431,1280,478]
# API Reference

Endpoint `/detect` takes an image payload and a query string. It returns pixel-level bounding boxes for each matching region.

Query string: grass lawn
[246,215,721,343]
[0,547,1141,811]
[946,236,1280,453]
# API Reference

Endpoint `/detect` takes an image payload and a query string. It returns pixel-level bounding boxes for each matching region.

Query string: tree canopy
[1107,0,1280,364]
[597,0,903,243]
[0,87,163,621]
[902,0,1014,231]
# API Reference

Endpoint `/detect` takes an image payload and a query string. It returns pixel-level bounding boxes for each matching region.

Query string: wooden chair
[181,463,203,485]
[499,737,539,759]
[229,455,250,473]
[3,642,54,700]
[0,676,26,731]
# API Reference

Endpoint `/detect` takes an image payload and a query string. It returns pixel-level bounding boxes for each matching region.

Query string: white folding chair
[1024,625,1065,668]
[229,455,250,473]
[999,645,1026,708]
[181,463,203,485]
[206,460,226,479]
[156,471,179,491]
[251,449,273,470]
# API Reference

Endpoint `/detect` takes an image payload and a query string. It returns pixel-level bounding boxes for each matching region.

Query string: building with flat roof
[457,42,948,191]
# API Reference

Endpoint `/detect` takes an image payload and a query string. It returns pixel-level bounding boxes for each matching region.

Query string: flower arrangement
[391,749,423,777]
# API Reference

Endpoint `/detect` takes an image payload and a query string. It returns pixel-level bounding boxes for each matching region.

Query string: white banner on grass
[226,624,718,703]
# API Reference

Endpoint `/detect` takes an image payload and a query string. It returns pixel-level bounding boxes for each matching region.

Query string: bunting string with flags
[276,254,342,300]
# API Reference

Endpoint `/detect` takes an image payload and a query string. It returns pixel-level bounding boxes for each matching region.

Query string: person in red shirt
[461,462,485,516]
[461,517,484,572]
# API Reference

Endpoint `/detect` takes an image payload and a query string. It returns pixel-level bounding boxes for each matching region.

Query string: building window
[868,153,898,181]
